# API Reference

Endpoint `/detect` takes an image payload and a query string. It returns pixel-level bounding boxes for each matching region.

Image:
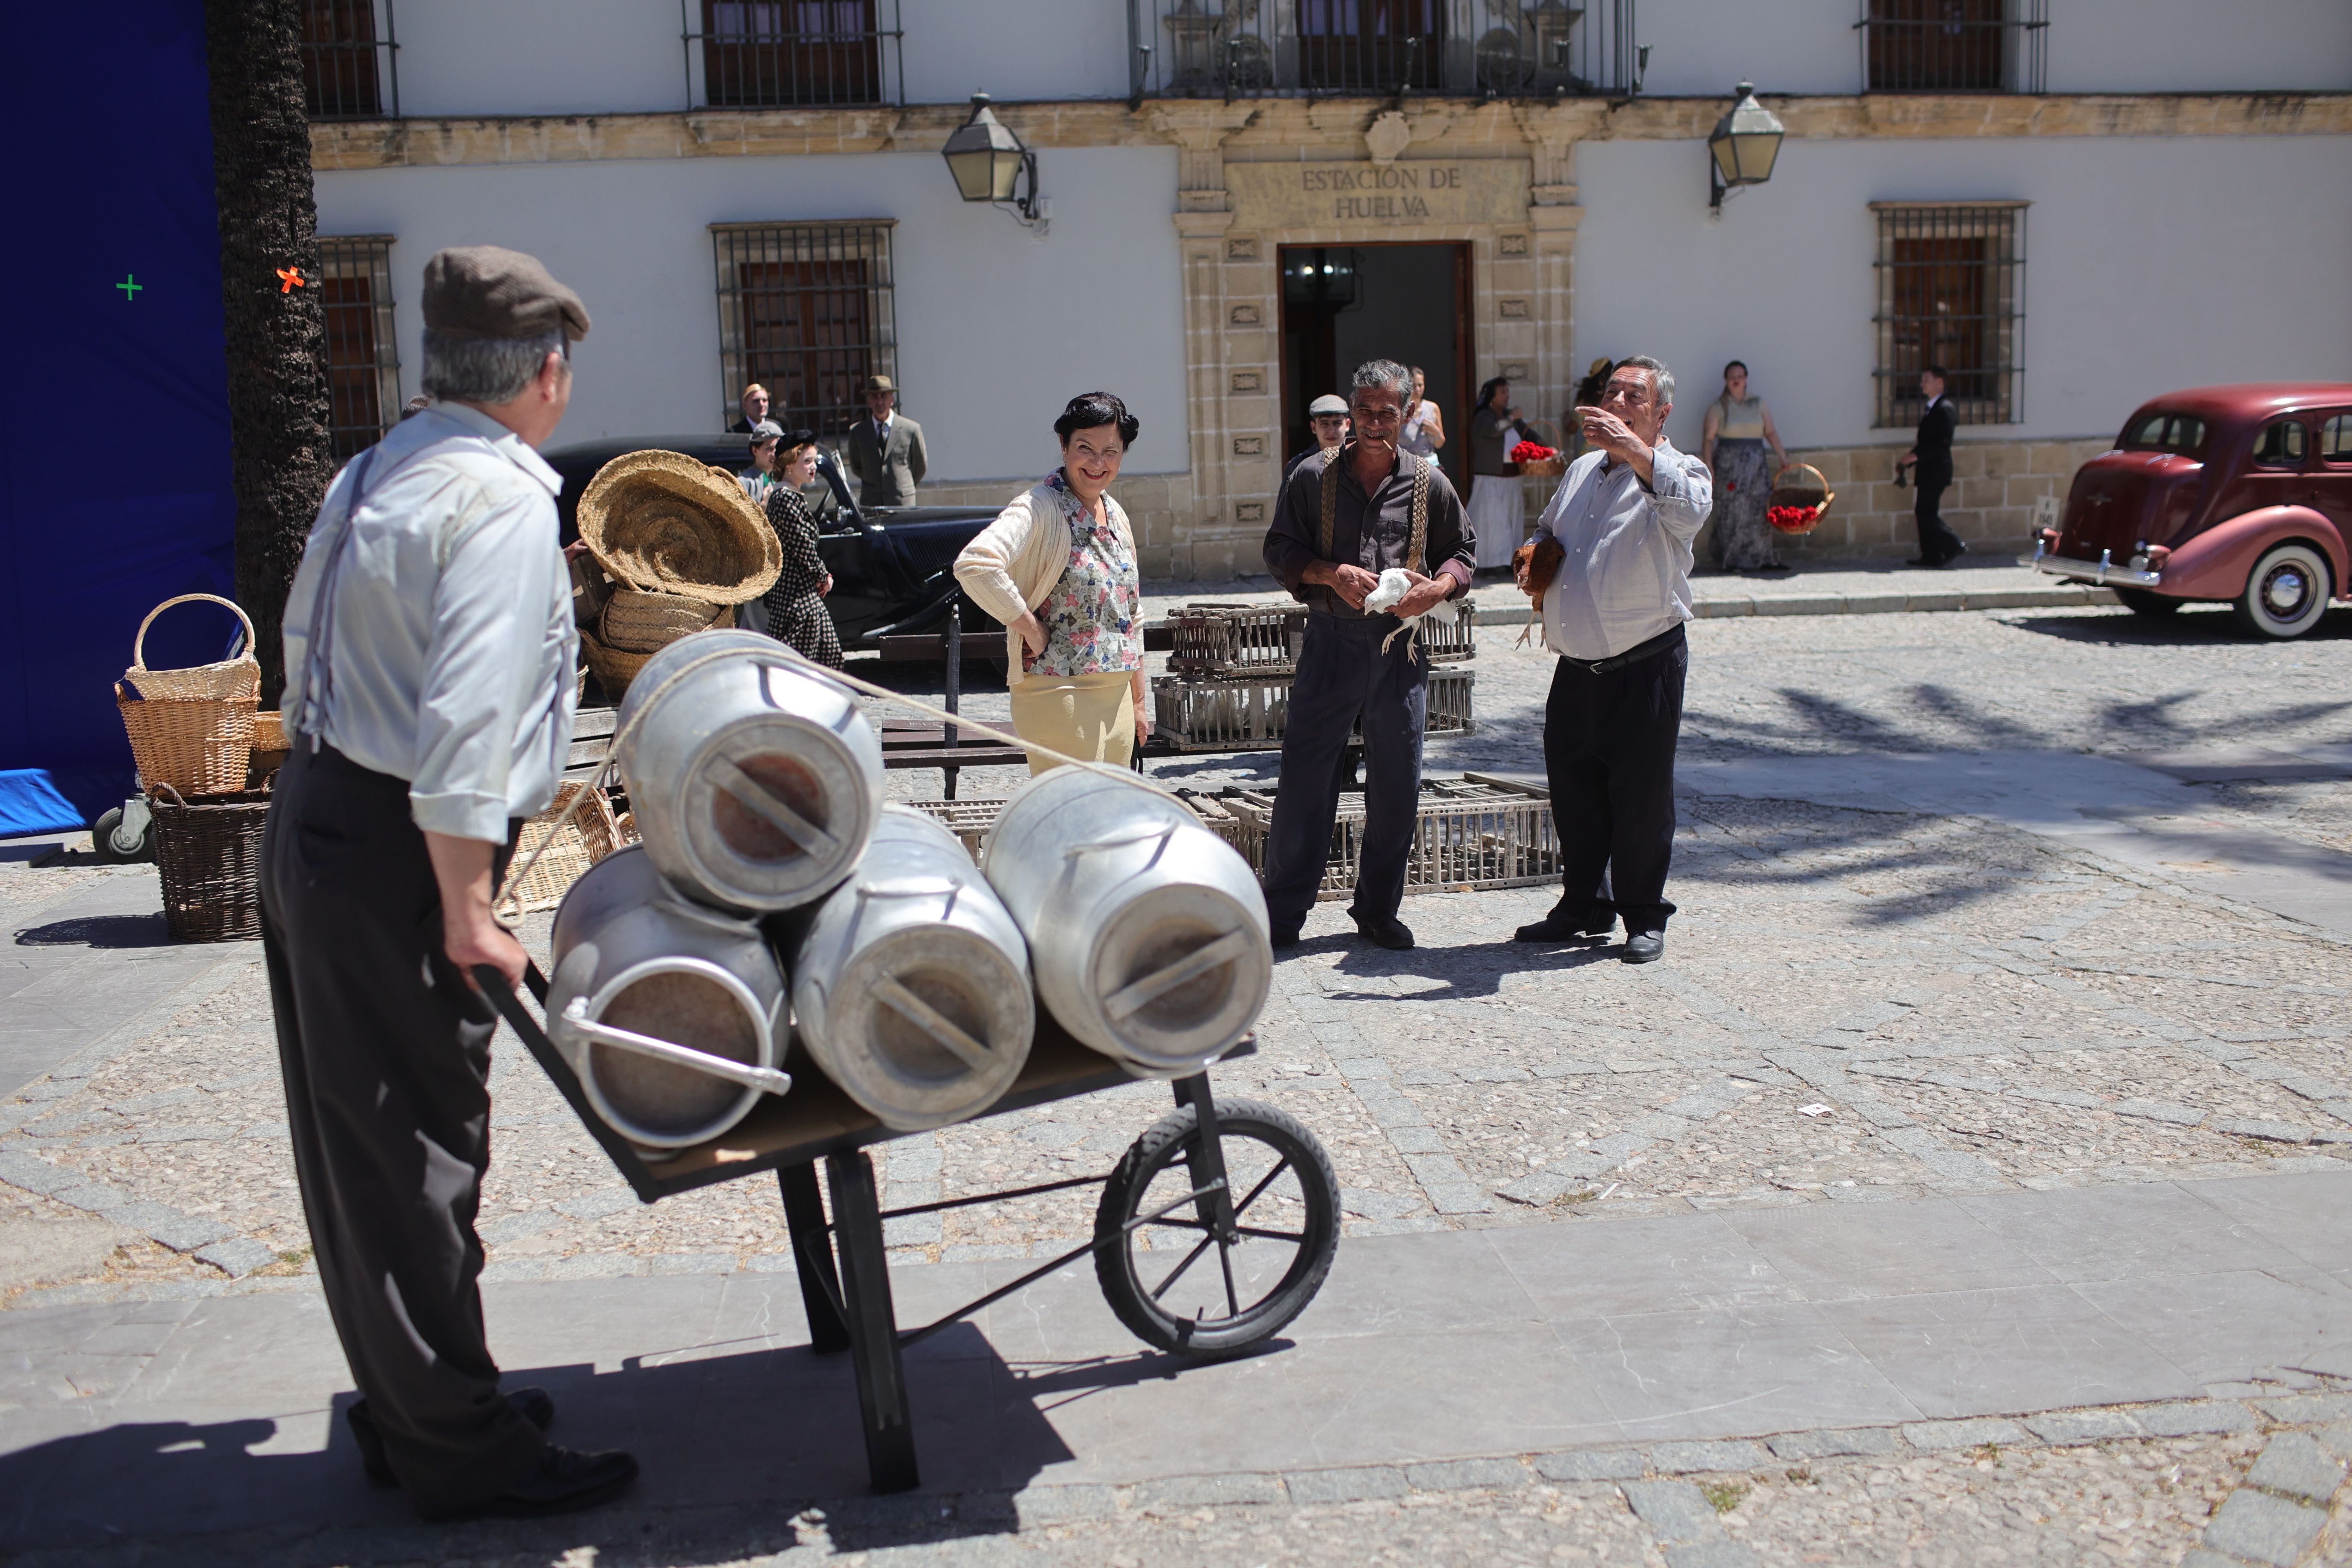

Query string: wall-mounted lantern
[941,94,1048,233]
[1707,82,1784,211]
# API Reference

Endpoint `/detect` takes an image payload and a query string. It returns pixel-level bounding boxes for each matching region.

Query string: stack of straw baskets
[115,594,276,943]
[572,451,781,701]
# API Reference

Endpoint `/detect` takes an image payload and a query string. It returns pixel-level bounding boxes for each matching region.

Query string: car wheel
[2231,541,2333,640]
[2114,587,2183,618]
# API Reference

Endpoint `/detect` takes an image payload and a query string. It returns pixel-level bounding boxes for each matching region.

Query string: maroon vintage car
[2035,383,2352,638]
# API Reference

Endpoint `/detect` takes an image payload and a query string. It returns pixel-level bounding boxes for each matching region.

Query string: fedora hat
[861,374,896,395]
[576,450,781,604]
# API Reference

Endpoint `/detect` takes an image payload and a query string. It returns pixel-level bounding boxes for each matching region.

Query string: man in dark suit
[727,382,770,434]
[1899,365,1966,567]
[845,374,927,507]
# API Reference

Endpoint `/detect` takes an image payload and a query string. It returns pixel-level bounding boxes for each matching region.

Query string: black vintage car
[540,433,1007,652]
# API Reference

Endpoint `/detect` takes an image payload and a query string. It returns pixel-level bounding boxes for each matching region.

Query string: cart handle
[1104,928,1252,1022]
[559,998,795,1096]
[706,754,842,861]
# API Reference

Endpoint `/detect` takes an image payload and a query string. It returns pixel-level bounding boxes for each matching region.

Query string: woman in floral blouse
[761,432,842,668]
[954,392,1150,774]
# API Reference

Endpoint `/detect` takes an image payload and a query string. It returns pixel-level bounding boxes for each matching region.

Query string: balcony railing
[684,0,903,109]
[1858,0,2046,93]
[1130,0,1642,101]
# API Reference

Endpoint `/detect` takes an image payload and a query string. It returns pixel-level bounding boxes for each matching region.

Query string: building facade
[308,0,2352,573]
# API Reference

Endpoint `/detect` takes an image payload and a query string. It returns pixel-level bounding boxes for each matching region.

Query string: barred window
[301,0,398,119]
[1297,0,1446,94]
[317,237,402,459]
[712,223,896,437]
[694,0,893,107]
[1872,202,2025,428]
[1861,0,2046,93]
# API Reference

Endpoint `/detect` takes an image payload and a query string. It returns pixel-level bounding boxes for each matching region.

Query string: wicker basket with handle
[1766,463,1836,535]
[117,594,260,796]
[149,782,270,943]
[502,780,626,915]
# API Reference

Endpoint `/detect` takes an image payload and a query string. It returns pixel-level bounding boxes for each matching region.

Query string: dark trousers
[259,744,543,1515]
[1262,612,1427,929]
[1542,629,1687,934]
[1914,475,1964,562]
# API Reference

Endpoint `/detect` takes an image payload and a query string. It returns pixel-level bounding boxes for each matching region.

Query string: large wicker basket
[600,588,725,654]
[576,450,781,603]
[1767,463,1836,535]
[503,781,626,914]
[150,783,270,943]
[579,626,654,702]
[118,594,260,796]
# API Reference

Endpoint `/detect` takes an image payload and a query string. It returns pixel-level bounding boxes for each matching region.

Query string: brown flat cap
[421,245,591,342]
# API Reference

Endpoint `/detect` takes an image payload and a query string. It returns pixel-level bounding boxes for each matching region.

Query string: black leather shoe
[415,1442,639,1522]
[350,1386,554,1488]
[1622,930,1666,964]
[1905,556,1938,568]
[1513,910,1613,943]
[1270,923,1303,951]
[1352,914,1415,951]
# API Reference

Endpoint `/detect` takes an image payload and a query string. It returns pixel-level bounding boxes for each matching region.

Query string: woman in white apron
[1466,375,1523,571]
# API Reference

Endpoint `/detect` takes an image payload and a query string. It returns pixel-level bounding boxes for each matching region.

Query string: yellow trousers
[1008,669,1136,776]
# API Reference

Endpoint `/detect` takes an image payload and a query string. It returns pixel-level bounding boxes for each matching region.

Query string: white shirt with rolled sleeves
[279,402,578,844]
[1537,438,1714,662]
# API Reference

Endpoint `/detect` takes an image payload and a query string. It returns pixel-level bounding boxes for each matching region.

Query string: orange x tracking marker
[277,266,304,293]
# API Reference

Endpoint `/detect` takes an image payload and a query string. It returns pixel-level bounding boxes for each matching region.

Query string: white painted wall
[2047,0,2352,93]
[313,145,1189,479]
[1571,133,2352,453]
[898,0,1131,103]
[392,0,684,117]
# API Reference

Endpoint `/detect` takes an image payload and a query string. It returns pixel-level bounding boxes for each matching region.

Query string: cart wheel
[1094,1097,1340,1358]
[90,806,154,864]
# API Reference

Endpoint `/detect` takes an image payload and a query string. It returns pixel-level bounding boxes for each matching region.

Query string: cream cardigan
[952,479,1137,678]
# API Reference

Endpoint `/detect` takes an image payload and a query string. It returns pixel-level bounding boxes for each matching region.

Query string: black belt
[1562,623,1684,676]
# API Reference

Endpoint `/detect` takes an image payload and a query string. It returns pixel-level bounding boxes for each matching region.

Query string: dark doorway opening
[1278,242,1470,493]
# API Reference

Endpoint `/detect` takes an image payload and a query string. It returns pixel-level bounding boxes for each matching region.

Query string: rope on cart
[495,642,1182,924]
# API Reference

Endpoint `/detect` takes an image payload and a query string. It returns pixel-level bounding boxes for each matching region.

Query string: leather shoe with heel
[415,1442,640,1522]
[349,1385,554,1489]
[1351,913,1414,951]
[1621,930,1666,964]
[1514,907,1614,943]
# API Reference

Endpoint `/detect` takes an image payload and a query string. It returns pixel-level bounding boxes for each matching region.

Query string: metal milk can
[982,768,1271,1075]
[614,629,883,914]
[547,842,793,1150]
[789,805,1035,1132]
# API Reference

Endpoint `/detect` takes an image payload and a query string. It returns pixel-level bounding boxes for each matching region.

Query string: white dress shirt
[279,402,579,842]
[1537,437,1714,661]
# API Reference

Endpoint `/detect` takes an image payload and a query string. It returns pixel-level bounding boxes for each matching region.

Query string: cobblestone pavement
[2,597,2349,1562]
[18,1391,2352,1566]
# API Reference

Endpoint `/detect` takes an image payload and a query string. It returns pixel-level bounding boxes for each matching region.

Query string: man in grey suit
[846,374,927,507]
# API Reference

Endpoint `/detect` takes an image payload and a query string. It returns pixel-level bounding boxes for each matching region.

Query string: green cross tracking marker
[117,275,143,300]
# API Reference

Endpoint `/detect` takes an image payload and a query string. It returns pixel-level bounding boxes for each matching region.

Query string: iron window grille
[684,0,902,108]
[316,236,403,459]
[1131,0,1640,100]
[1871,202,2026,429]
[1858,0,2045,93]
[302,0,399,119]
[712,222,896,438]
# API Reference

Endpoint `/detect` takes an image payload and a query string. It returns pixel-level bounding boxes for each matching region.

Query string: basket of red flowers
[1510,437,1566,480]
[1766,463,1835,535]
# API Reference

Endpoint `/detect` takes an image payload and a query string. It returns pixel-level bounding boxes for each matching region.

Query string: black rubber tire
[1094,1096,1340,1358]
[2231,541,2333,640]
[89,807,153,864]
[2113,587,2182,618]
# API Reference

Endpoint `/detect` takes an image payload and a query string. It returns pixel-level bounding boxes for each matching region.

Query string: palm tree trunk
[205,0,332,705]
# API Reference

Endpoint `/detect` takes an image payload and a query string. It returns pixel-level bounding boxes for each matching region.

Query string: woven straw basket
[600,588,726,654]
[248,711,291,784]
[503,780,626,914]
[579,626,654,701]
[150,782,270,943]
[1767,463,1837,535]
[118,594,260,796]
[576,450,781,604]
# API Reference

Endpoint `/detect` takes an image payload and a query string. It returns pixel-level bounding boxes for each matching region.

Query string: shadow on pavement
[0,1322,1078,1561]
[2001,604,2352,646]
[14,912,174,948]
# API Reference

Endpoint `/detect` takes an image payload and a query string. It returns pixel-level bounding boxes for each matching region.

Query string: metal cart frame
[481,964,1319,1497]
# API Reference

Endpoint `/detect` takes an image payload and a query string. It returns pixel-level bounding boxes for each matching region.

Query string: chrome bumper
[2033,539,2162,589]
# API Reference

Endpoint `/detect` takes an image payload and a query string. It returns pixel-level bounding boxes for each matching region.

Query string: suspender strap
[293,446,382,748]
[1319,446,1430,575]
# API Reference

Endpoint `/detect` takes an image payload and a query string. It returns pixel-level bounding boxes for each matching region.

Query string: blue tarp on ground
[0,0,238,828]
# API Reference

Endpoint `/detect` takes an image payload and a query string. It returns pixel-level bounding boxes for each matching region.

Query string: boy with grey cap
[264,244,637,1519]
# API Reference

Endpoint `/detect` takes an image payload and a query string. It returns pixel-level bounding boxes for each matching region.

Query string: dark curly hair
[1054,391,1139,447]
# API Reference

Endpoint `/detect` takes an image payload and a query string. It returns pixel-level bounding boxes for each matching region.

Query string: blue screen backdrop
[0,0,239,833]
